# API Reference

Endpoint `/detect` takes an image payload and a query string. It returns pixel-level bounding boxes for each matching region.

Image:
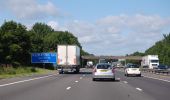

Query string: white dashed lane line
[123,81,128,84]
[66,86,71,90]
[75,80,79,83]
[117,78,121,80]
[136,88,143,92]
[80,77,83,79]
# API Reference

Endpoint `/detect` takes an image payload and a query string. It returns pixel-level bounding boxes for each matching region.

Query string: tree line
[0,21,89,67]
[130,33,170,65]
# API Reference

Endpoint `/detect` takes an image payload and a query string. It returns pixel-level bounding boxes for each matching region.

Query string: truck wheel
[75,68,80,74]
[126,74,129,77]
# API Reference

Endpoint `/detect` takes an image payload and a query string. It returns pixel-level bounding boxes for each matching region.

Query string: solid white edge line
[66,86,71,90]
[142,75,170,83]
[136,88,143,91]
[0,74,57,87]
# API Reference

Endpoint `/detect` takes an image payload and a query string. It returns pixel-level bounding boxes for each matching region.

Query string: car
[154,64,170,73]
[157,64,169,69]
[124,64,141,77]
[92,63,115,81]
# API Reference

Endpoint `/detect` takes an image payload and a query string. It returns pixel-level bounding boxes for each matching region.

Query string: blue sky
[0,0,170,55]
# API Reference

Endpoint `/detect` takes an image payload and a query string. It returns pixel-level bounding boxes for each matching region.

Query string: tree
[0,21,31,66]
[145,33,170,65]
[44,31,82,52]
[29,22,54,52]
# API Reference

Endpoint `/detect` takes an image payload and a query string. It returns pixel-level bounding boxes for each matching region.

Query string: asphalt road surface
[0,68,169,100]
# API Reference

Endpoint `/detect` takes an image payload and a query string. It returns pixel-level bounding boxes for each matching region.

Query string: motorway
[0,68,170,100]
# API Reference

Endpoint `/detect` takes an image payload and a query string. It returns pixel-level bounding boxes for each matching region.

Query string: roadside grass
[0,67,55,79]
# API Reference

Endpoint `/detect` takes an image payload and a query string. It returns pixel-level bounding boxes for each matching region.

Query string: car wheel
[92,78,96,81]
[126,74,129,77]
[112,78,115,81]
[59,71,63,74]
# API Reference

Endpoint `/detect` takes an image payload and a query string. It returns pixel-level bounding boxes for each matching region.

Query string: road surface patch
[142,75,170,83]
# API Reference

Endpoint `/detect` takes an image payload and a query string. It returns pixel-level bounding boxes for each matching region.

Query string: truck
[99,59,107,63]
[141,55,159,69]
[57,45,80,74]
[87,61,93,68]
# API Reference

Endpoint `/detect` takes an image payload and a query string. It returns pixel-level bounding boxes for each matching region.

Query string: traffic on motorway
[0,0,170,100]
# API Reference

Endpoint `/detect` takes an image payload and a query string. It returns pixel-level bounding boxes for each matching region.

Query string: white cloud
[1,0,61,19]
[46,14,170,55]
[62,14,170,55]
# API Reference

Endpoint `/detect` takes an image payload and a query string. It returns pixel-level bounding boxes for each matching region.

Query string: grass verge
[0,67,55,79]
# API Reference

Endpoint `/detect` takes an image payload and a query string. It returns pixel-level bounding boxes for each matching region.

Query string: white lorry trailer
[141,55,159,69]
[57,45,80,74]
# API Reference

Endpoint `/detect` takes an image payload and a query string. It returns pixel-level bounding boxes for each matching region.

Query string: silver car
[92,63,115,81]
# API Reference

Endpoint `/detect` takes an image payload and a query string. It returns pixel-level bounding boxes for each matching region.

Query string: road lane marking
[136,88,143,91]
[142,75,170,83]
[75,80,79,83]
[83,75,85,77]
[80,77,83,79]
[0,74,57,87]
[123,81,128,84]
[66,86,71,90]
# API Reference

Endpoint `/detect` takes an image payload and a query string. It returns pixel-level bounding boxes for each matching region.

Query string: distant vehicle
[154,64,170,73]
[99,59,107,63]
[57,45,80,74]
[92,63,115,81]
[124,64,141,77]
[157,65,169,70]
[87,61,93,68]
[141,55,159,69]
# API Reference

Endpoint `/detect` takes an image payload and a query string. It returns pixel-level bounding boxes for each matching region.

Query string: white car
[124,64,141,77]
[92,63,115,81]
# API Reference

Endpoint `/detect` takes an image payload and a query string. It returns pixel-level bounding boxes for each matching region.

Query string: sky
[0,0,170,56]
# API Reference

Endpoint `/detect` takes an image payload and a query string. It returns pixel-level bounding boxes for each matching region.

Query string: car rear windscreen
[128,65,139,68]
[97,64,111,69]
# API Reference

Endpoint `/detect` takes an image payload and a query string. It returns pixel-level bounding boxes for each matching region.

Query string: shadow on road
[93,79,120,82]
[61,71,92,74]
[78,72,92,74]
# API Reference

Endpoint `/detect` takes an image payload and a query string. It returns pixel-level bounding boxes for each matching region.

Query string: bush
[31,67,37,72]
[12,62,21,67]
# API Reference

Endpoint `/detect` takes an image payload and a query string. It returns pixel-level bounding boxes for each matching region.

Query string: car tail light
[112,68,115,73]
[93,68,96,73]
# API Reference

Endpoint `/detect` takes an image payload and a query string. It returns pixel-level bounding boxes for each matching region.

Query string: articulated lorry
[141,55,159,69]
[57,45,80,74]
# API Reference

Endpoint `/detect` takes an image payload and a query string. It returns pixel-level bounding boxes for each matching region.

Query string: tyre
[112,78,115,81]
[138,74,141,77]
[59,71,63,74]
[92,78,96,81]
